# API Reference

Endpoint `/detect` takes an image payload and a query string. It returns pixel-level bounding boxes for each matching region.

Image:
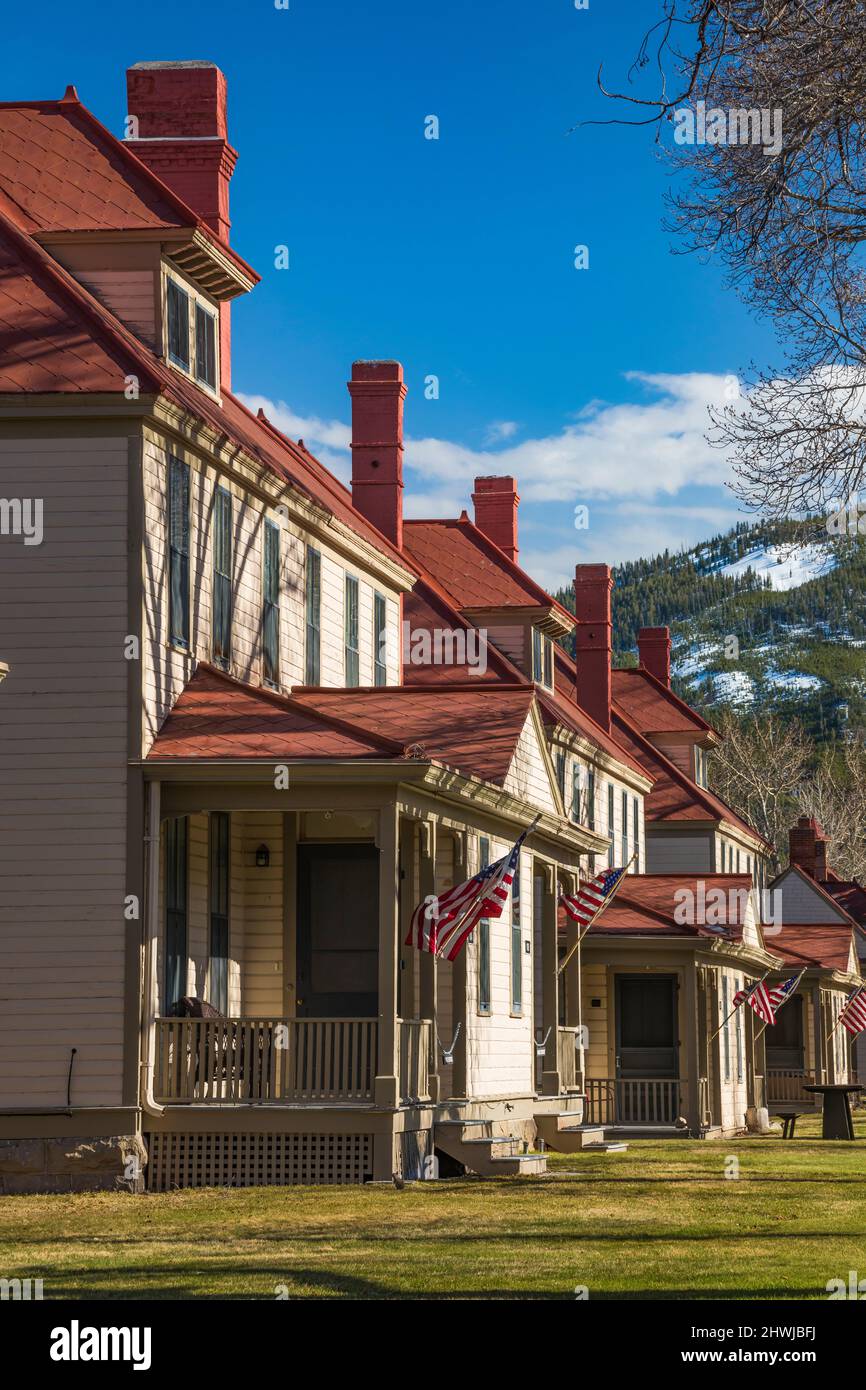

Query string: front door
[766,993,804,1071]
[296,844,379,1017]
[615,974,679,1124]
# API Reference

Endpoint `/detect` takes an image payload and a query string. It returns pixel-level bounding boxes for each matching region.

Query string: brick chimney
[348,361,407,548]
[638,626,671,687]
[789,816,829,881]
[573,564,613,732]
[471,476,519,561]
[125,61,237,385]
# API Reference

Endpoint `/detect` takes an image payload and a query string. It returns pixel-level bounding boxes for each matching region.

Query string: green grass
[4,1115,866,1299]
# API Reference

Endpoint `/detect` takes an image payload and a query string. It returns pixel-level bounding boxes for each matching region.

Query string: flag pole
[709,969,771,1043]
[557,852,637,978]
[432,812,541,960]
[753,967,807,1044]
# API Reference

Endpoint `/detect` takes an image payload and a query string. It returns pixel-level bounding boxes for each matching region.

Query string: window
[735,977,744,1081]
[532,628,553,687]
[344,575,360,687]
[165,272,220,393]
[621,790,628,865]
[478,838,491,1013]
[555,750,566,800]
[607,783,615,868]
[263,521,280,687]
[543,635,553,687]
[633,798,639,873]
[695,746,708,787]
[195,303,217,389]
[305,545,321,685]
[571,764,582,824]
[168,454,190,648]
[586,768,596,830]
[373,592,387,686]
[167,279,190,371]
[736,849,742,874]
[209,812,230,1014]
[212,487,232,667]
[511,858,522,1014]
[721,975,731,1082]
[164,817,188,1009]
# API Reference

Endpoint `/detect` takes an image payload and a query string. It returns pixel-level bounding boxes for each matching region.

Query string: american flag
[733,973,799,1027]
[560,866,627,928]
[839,985,866,1037]
[406,824,531,962]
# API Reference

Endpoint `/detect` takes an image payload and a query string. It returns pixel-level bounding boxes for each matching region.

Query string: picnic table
[803,1083,863,1140]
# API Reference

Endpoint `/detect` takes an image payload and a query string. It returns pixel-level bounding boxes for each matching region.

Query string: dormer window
[164,267,220,397]
[532,627,553,689]
[695,745,708,788]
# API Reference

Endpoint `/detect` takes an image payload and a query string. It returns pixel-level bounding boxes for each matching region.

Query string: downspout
[140,779,164,1118]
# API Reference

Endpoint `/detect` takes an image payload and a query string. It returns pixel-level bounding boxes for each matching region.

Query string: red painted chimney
[789,816,829,880]
[348,361,407,548]
[471,476,519,561]
[573,564,613,732]
[638,626,671,687]
[125,61,237,385]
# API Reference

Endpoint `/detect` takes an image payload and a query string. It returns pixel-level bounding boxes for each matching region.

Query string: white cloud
[238,374,742,577]
[482,419,519,445]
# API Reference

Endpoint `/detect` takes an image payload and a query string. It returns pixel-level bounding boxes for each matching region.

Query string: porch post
[813,983,824,1082]
[451,829,468,1099]
[375,800,400,1109]
[541,860,561,1096]
[684,960,701,1135]
[418,819,440,1103]
[563,869,582,1090]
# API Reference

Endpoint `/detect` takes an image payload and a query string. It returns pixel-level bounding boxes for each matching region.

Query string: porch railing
[557,1026,581,1093]
[398,1018,432,1104]
[585,1077,682,1126]
[154,1017,378,1104]
[766,1068,817,1105]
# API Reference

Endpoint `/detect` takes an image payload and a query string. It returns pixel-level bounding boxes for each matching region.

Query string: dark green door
[615,975,678,1078]
[296,844,379,1017]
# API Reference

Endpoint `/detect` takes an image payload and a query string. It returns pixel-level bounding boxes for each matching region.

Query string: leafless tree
[708,710,811,868]
[799,736,866,880]
[596,2,866,519]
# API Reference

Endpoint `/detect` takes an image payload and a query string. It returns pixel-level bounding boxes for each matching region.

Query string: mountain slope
[555,519,866,742]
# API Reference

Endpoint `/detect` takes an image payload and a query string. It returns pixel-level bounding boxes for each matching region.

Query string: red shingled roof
[612,666,713,735]
[0,98,190,234]
[0,219,149,391]
[611,705,770,847]
[148,665,538,788]
[587,873,755,939]
[403,516,573,619]
[822,879,866,928]
[768,923,856,973]
[290,682,536,786]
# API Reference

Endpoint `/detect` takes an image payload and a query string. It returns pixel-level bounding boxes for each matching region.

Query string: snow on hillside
[719,543,837,592]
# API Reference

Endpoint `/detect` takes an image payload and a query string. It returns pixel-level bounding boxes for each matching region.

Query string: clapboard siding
[503,713,558,813]
[647,830,713,873]
[0,436,129,1107]
[464,838,533,1097]
[772,866,846,923]
[142,429,403,749]
[76,270,156,346]
[238,812,283,1015]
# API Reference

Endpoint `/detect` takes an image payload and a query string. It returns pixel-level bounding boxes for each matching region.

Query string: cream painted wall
[0,436,130,1108]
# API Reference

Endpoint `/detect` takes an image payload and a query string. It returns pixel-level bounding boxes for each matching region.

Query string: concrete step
[434,1121,547,1178]
[535,1113,606,1153]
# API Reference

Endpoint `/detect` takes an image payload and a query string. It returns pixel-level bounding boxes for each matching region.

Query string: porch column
[451,830,468,1099]
[375,800,401,1109]
[562,870,583,1090]
[398,818,416,1023]
[684,961,701,1135]
[541,860,561,1096]
[813,983,824,1082]
[418,819,440,1103]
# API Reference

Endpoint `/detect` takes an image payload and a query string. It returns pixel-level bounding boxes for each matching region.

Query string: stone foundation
[0,1134,146,1194]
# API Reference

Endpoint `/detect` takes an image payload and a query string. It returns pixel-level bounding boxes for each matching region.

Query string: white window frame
[162,263,221,400]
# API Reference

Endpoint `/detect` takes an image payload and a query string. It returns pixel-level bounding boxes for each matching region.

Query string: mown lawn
[3,1115,866,1299]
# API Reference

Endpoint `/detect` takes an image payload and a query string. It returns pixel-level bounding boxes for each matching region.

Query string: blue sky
[3,0,780,588]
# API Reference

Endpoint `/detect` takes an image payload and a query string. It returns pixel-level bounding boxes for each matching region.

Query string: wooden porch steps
[534,1112,628,1154]
[434,1120,547,1177]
